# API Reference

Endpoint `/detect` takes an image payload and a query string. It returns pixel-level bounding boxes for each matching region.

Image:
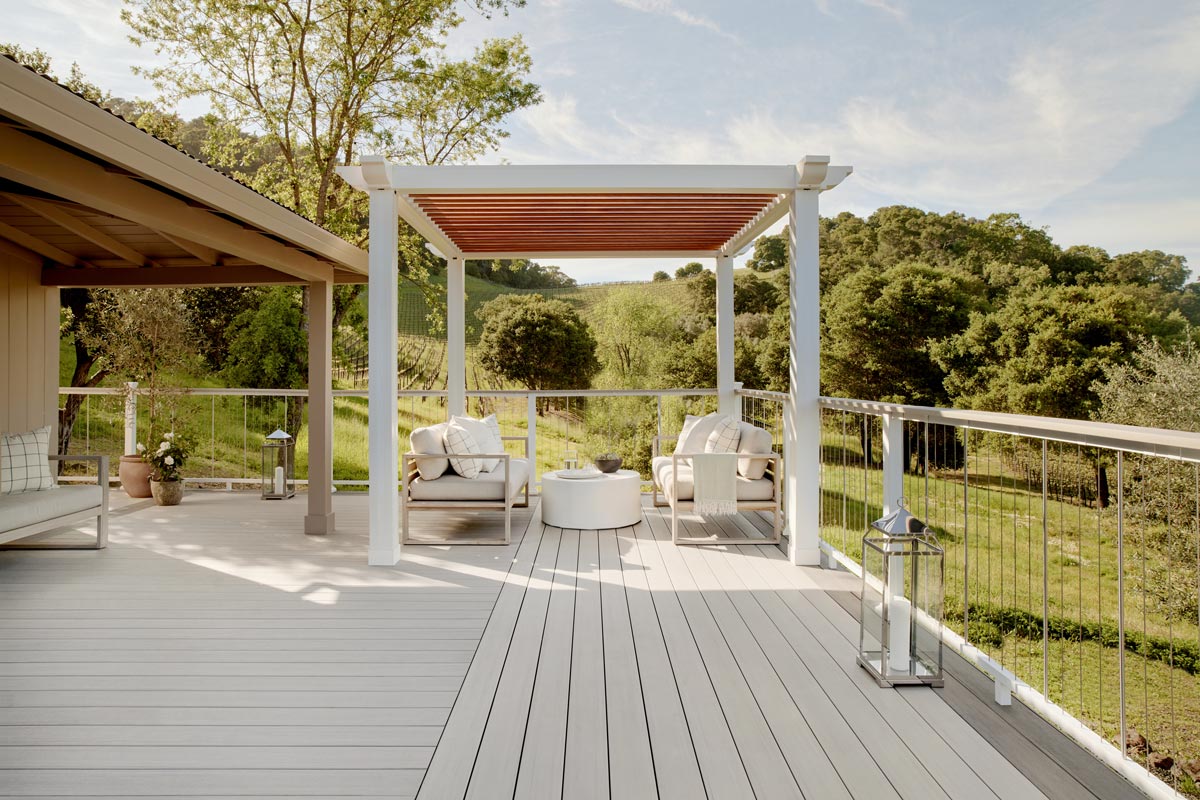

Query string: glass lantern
[261,429,295,500]
[858,498,944,687]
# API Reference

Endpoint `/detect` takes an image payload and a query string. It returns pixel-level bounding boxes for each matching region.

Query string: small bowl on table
[594,455,623,474]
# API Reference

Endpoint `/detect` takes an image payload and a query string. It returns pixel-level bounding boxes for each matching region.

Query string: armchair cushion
[737,424,774,480]
[1,426,54,494]
[653,456,774,503]
[443,423,484,479]
[0,485,103,533]
[451,414,503,472]
[409,458,530,502]
[410,422,450,481]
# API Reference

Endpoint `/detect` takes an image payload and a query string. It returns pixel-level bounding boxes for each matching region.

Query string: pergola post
[366,188,401,565]
[446,255,466,418]
[304,278,336,534]
[785,187,822,565]
[715,254,736,416]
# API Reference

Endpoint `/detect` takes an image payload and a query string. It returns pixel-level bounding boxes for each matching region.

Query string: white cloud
[612,0,740,43]
[813,0,906,20]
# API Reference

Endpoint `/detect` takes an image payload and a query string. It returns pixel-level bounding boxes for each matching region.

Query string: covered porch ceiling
[0,55,368,288]
[338,159,852,259]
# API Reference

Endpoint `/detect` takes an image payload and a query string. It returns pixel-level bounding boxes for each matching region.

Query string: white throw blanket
[692,453,738,516]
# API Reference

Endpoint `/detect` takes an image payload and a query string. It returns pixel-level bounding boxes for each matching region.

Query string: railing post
[732,382,744,422]
[526,393,538,494]
[881,413,904,514]
[123,381,138,455]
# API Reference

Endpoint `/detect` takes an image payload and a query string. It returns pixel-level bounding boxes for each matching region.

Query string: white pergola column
[304,278,335,535]
[367,189,401,565]
[785,188,822,565]
[715,254,736,416]
[446,255,466,418]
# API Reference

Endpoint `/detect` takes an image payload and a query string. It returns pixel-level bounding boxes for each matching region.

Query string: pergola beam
[41,265,305,288]
[157,231,221,265]
[0,219,84,266]
[379,163,803,194]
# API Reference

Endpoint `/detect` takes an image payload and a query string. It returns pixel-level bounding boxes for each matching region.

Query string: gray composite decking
[0,491,1135,798]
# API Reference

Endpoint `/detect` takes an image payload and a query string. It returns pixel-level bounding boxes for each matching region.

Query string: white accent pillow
[1,425,54,494]
[409,422,449,481]
[674,412,725,457]
[451,414,503,472]
[705,415,742,454]
[443,423,484,479]
[737,424,774,480]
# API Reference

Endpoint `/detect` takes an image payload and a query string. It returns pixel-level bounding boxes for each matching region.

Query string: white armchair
[402,434,530,545]
[651,421,781,545]
[0,454,109,549]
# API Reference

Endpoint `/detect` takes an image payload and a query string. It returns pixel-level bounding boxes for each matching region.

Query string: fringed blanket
[692,453,738,516]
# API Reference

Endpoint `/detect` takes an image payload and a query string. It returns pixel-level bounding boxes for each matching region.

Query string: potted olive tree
[82,289,196,497]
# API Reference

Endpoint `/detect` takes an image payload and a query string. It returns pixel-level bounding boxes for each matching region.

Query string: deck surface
[0,491,1111,798]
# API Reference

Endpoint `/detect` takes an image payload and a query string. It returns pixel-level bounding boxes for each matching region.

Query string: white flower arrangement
[141,431,191,482]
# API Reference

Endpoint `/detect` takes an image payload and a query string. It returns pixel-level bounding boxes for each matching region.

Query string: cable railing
[813,396,1200,800]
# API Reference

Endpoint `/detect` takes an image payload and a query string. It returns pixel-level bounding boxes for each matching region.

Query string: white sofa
[652,418,781,545]
[402,427,530,546]
[0,454,109,549]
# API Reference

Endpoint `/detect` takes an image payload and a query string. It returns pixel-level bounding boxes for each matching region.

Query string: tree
[591,288,679,387]
[675,261,705,280]
[124,0,542,327]
[652,270,671,282]
[182,288,266,371]
[747,233,787,272]
[81,289,197,436]
[933,284,1187,419]
[823,262,977,405]
[467,258,576,289]
[221,288,308,389]
[476,294,599,405]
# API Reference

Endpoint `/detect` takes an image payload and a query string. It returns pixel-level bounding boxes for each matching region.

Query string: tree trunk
[1097,465,1110,509]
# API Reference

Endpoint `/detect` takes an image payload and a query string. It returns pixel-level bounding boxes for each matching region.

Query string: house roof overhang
[337,158,852,260]
[0,55,368,287]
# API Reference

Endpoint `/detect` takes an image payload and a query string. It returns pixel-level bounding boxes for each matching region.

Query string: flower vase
[150,479,184,506]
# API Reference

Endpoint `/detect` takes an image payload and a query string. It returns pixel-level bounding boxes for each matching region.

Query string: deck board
[0,492,1119,798]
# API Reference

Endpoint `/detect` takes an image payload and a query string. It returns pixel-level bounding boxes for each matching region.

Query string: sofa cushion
[0,485,103,533]
[653,456,774,503]
[737,423,774,480]
[705,415,742,454]
[409,458,530,502]
[450,414,503,472]
[410,422,450,481]
[443,423,484,479]
[1,425,54,494]
[674,412,723,457]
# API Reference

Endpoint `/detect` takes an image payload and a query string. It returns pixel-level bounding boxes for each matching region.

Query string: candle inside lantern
[888,596,911,673]
[274,465,285,495]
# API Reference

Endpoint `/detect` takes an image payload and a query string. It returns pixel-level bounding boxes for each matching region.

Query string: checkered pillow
[704,415,741,454]
[1,425,54,494]
[443,423,484,479]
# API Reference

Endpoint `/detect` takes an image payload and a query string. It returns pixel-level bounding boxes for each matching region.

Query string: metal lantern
[261,429,295,500]
[858,498,944,687]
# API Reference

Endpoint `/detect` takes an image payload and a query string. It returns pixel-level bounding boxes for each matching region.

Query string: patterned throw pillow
[443,423,484,479]
[1,425,54,494]
[704,415,742,454]
[451,414,504,472]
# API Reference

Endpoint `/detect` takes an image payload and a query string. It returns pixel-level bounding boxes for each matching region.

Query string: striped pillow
[442,423,484,479]
[1,425,54,494]
[704,415,742,454]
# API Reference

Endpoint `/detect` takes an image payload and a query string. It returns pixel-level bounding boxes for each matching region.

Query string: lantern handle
[896,496,908,510]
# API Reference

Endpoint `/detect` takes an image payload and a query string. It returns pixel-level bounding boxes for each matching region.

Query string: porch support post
[785,188,822,565]
[367,188,401,565]
[304,278,335,535]
[447,255,466,418]
[715,253,736,416]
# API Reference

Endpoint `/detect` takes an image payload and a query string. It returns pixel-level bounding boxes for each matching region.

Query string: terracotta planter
[150,479,184,506]
[118,455,153,498]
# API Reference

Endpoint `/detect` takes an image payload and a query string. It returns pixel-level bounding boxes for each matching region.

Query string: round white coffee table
[541,468,642,529]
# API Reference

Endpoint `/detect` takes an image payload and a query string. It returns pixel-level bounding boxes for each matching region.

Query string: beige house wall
[0,245,59,439]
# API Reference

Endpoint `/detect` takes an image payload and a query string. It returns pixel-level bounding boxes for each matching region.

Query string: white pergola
[338,157,851,566]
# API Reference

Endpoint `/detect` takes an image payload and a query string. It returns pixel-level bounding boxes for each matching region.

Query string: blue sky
[4,0,1198,283]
